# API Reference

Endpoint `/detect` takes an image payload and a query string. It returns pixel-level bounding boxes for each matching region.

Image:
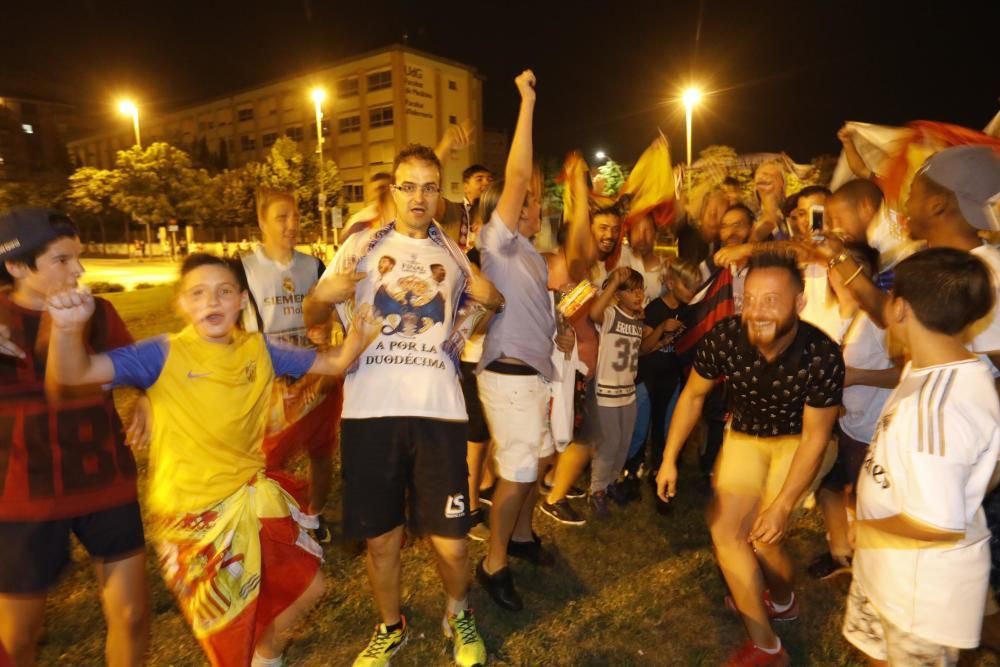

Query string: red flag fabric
[675,267,735,369]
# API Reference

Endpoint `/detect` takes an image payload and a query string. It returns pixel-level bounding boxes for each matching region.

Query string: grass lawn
[33,285,1000,666]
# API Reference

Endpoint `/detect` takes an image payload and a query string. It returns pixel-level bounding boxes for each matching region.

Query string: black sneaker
[539,499,586,526]
[623,475,642,503]
[476,557,523,611]
[467,508,490,542]
[478,485,495,507]
[507,532,556,567]
[589,491,611,521]
[807,553,852,580]
[606,482,630,507]
[565,484,587,500]
[311,515,333,545]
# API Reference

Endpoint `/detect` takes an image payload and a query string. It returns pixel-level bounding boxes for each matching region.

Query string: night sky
[4,0,998,165]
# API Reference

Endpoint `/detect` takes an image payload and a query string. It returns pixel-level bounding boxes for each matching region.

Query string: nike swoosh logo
[187,371,212,379]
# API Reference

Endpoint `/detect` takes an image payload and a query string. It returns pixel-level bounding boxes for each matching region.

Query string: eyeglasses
[392,182,441,196]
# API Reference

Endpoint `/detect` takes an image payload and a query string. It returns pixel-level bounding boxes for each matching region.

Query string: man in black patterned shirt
[656,252,844,666]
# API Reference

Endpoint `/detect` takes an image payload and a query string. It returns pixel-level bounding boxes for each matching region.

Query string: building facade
[67,45,485,214]
[0,95,81,180]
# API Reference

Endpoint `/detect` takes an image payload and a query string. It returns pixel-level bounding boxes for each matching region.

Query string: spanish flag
[619,135,676,229]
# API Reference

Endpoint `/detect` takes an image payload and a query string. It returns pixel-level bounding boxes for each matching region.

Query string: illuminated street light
[595,150,607,161]
[118,99,141,148]
[311,87,329,246]
[682,87,702,167]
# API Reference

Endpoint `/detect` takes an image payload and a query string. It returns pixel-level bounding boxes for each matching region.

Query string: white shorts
[843,578,960,666]
[477,370,552,483]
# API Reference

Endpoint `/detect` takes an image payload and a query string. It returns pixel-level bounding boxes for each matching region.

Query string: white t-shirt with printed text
[327,227,468,420]
[854,358,1000,648]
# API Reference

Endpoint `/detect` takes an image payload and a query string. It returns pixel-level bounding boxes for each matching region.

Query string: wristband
[842,265,864,286]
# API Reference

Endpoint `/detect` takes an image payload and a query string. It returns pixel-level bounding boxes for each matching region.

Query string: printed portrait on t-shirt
[372,254,448,337]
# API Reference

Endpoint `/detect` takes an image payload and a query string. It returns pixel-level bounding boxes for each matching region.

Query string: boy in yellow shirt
[45,253,377,667]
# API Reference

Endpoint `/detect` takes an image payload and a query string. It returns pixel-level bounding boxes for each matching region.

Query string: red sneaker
[724,590,799,621]
[723,639,790,666]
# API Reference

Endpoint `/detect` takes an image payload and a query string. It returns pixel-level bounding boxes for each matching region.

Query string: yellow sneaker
[444,609,487,666]
[352,616,408,667]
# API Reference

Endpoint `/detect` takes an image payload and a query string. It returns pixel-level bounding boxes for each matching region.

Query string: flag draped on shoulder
[674,267,734,369]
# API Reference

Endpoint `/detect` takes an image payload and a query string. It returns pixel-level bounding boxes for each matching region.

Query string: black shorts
[0,501,146,595]
[460,361,490,444]
[820,429,870,492]
[341,417,472,540]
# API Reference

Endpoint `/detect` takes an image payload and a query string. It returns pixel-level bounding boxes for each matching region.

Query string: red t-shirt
[0,293,138,521]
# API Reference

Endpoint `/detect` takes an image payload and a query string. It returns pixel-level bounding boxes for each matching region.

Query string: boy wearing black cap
[0,208,148,666]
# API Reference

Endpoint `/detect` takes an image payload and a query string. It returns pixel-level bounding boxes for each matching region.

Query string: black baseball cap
[0,208,77,263]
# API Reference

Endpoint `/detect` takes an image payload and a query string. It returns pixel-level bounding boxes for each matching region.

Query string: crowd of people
[1,68,1000,667]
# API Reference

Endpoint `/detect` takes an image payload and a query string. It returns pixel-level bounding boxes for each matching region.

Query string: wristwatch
[827,251,849,269]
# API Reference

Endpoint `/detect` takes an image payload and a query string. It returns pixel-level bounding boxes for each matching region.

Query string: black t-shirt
[638,297,684,385]
[693,316,844,437]
[676,218,715,267]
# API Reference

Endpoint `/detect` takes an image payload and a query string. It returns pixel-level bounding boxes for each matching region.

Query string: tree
[595,159,628,198]
[200,167,256,229]
[65,167,121,248]
[248,137,342,231]
[111,143,208,235]
[0,173,69,211]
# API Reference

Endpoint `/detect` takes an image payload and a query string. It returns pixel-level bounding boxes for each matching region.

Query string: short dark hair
[607,268,643,291]
[179,252,242,285]
[593,204,622,219]
[462,164,491,182]
[794,184,832,200]
[722,203,754,226]
[892,248,994,335]
[747,251,804,292]
[0,214,79,285]
[844,241,880,277]
[371,172,391,183]
[392,144,441,183]
[831,178,884,210]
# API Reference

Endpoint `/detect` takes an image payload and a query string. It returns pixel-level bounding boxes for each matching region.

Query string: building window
[449,115,457,124]
[338,115,361,134]
[369,105,394,129]
[367,70,392,92]
[345,183,365,203]
[262,132,278,147]
[21,123,33,134]
[285,126,303,141]
[240,135,256,151]
[237,107,255,122]
[309,120,331,137]
[448,80,457,91]
[337,77,359,97]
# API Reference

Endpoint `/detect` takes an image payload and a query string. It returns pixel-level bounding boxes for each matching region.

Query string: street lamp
[682,87,702,167]
[595,150,607,161]
[118,99,141,148]
[310,87,329,247]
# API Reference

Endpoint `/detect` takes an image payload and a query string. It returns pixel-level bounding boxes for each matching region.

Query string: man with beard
[701,204,754,309]
[656,252,844,666]
[623,214,667,306]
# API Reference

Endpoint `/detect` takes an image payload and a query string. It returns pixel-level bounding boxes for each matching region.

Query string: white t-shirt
[839,312,893,444]
[595,304,643,407]
[854,358,1000,648]
[328,224,469,420]
[800,264,849,344]
[969,244,1000,371]
[240,248,323,347]
[621,244,666,306]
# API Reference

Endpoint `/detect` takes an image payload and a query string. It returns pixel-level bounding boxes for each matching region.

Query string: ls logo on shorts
[444,494,467,519]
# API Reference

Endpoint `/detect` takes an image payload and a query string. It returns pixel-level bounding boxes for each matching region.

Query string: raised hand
[46,287,95,330]
[515,69,536,103]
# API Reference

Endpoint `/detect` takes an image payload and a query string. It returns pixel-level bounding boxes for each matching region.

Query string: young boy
[45,253,379,667]
[845,248,1000,666]
[0,208,148,666]
[587,266,645,518]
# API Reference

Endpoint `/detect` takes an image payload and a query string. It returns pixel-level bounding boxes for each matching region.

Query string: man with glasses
[312,144,503,667]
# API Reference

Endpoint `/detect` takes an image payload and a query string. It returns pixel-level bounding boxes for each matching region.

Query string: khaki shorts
[713,428,836,509]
